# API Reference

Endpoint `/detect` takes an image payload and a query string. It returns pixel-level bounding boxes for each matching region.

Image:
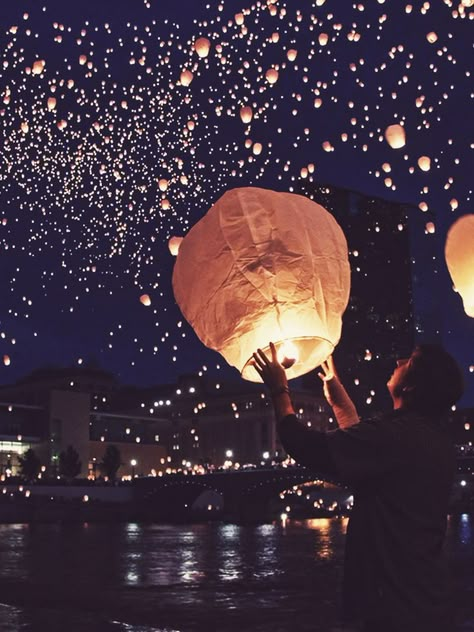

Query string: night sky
[0,0,472,406]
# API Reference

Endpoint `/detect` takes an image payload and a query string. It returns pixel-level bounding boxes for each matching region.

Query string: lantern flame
[278,340,299,369]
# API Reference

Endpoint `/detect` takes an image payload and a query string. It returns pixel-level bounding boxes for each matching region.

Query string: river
[0,515,473,631]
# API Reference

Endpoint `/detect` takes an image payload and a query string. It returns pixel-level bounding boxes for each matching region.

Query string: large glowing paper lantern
[445,215,474,317]
[172,187,350,381]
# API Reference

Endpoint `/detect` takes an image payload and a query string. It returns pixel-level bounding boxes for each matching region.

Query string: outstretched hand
[252,342,288,392]
[318,356,341,407]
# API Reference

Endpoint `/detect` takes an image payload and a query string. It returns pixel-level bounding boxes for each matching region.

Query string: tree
[100,445,122,481]
[58,445,82,480]
[18,448,41,482]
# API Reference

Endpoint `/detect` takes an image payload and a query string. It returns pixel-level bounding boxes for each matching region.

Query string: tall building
[297,181,438,415]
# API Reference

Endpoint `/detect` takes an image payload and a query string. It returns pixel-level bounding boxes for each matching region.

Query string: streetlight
[130,459,137,478]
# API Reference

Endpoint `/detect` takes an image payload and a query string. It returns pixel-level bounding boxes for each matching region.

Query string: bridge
[133,466,349,522]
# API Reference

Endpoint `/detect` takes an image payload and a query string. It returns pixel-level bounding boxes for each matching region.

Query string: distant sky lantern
[194,37,211,58]
[252,142,263,155]
[384,123,406,149]
[235,13,244,25]
[158,179,168,192]
[32,59,45,75]
[21,121,29,134]
[240,105,253,123]
[265,68,279,84]
[319,33,329,46]
[79,54,87,65]
[426,32,438,43]
[47,97,57,111]
[57,119,67,130]
[418,156,431,171]
[445,215,474,318]
[140,294,151,307]
[450,199,459,211]
[3,355,10,367]
[425,221,436,234]
[172,187,350,382]
[168,236,183,256]
[287,49,298,61]
[180,69,193,86]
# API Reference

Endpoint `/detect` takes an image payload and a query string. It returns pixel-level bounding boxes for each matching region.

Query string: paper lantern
[3,355,10,367]
[445,215,474,317]
[235,13,244,25]
[426,32,438,43]
[287,49,298,61]
[384,124,406,149]
[240,106,253,124]
[32,60,45,75]
[418,156,431,171]
[172,187,351,382]
[194,37,211,58]
[180,69,194,86]
[265,68,279,84]
[319,33,329,46]
[140,294,151,307]
[168,236,183,256]
[47,97,57,111]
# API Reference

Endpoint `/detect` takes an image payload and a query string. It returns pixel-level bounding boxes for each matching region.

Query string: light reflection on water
[0,517,472,631]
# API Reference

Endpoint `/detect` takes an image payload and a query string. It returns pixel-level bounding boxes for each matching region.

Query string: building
[0,365,331,480]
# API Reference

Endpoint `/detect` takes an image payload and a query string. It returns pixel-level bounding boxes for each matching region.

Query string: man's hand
[318,356,360,428]
[252,342,288,393]
[318,356,340,407]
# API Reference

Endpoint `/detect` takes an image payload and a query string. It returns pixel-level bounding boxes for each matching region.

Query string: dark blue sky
[0,0,472,405]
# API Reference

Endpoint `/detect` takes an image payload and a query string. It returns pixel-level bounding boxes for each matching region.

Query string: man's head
[387,344,464,415]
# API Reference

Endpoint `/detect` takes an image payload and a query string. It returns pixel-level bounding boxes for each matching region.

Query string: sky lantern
[168,236,183,256]
[319,33,329,46]
[240,106,253,123]
[158,178,168,192]
[426,32,438,43]
[252,142,263,155]
[172,187,350,382]
[418,156,431,171]
[445,215,474,318]
[79,54,87,65]
[3,355,10,367]
[140,294,151,307]
[32,60,45,75]
[235,13,244,25]
[180,69,194,86]
[47,96,57,111]
[384,123,406,149]
[57,119,67,130]
[265,68,279,84]
[194,37,211,58]
[287,49,298,61]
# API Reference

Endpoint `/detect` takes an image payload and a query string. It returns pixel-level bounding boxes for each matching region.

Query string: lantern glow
[172,187,350,382]
[445,215,474,318]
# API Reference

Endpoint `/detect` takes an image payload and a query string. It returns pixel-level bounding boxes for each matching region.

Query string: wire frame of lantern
[172,187,350,382]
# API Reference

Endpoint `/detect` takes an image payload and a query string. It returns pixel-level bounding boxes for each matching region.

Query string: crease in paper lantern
[172,187,350,381]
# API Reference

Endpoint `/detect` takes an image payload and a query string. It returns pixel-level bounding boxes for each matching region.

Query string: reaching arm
[318,357,359,428]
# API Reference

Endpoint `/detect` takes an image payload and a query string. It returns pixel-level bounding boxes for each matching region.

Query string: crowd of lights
[0,0,472,387]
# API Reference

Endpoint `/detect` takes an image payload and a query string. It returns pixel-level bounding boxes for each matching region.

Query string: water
[0,516,472,631]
